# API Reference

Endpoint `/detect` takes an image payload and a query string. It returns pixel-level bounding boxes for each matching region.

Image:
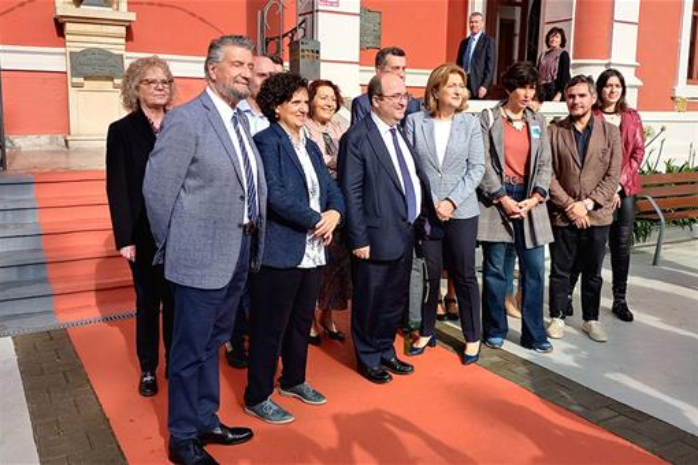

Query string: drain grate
[0,311,136,338]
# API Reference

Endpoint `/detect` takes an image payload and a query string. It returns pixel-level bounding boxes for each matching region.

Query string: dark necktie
[232,110,258,223]
[390,128,417,223]
[464,36,476,73]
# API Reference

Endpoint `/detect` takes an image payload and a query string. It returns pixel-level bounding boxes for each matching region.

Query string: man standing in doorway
[456,12,495,100]
[546,75,621,344]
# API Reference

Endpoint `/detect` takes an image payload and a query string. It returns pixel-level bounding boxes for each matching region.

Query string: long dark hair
[595,68,628,114]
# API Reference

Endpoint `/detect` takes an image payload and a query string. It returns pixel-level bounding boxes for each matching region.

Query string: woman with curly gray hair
[106,56,176,397]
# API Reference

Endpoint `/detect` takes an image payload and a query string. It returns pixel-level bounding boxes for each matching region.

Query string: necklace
[503,109,526,131]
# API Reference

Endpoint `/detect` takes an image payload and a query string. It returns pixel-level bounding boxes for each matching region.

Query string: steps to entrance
[0,171,134,335]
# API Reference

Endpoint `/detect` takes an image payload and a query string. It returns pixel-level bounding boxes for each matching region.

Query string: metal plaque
[360,8,381,50]
[70,48,124,80]
[80,0,114,7]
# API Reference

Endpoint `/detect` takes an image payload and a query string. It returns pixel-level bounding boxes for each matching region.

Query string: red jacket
[594,108,645,196]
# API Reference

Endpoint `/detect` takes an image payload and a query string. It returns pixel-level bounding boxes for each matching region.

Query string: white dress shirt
[433,119,452,167]
[206,87,259,223]
[237,99,270,136]
[370,112,422,218]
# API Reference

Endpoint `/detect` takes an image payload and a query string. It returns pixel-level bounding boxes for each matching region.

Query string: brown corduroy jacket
[547,116,622,227]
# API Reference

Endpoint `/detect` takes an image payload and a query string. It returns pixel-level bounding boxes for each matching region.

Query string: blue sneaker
[244,399,295,425]
[523,341,554,354]
[484,336,504,349]
[279,382,327,405]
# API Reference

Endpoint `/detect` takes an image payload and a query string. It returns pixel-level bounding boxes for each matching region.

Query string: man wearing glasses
[339,72,436,384]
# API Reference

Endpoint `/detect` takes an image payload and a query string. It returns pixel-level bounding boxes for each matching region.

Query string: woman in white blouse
[244,72,345,424]
[404,64,485,364]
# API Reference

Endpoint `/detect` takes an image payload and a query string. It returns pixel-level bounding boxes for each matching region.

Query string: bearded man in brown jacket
[546,75,621,343]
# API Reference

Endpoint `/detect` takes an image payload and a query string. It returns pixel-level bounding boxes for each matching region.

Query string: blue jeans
[481,184,548,347]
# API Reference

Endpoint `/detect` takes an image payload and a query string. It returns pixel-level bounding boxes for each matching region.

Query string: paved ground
[1,238,696,463]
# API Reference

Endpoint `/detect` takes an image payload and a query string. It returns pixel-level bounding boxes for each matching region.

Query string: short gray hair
[204,35,254,81]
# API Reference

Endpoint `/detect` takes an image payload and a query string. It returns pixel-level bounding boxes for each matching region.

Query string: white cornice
[0,45,66,72]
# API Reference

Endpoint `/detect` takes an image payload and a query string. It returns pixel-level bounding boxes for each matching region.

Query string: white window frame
[675,0,698,99]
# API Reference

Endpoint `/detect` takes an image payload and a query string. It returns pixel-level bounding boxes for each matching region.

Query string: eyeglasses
[140,79,173,88]
[378,93,410,103]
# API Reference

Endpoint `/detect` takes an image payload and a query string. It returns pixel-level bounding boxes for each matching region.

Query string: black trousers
[549,225,610,321]
[245,266,322,407]
[422,217,480,342]
[129,242,174,373]
[351,242,413,369]
[569,194,636,303]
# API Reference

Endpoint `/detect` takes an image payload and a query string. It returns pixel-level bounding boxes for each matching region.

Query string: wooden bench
[635,172,698,265]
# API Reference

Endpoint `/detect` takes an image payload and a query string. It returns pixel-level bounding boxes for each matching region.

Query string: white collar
[471,31,483,41]
[370,111,398,135]
[237,98,262,117]
[206,87,237,121]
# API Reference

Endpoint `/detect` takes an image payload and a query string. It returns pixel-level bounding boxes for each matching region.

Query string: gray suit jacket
[477,104,554,248]
[404,110,485,219]
[143,90,267,289]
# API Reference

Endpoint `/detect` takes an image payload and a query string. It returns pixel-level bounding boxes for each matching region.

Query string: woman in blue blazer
[243,73,345,425]
[404,64,485,364]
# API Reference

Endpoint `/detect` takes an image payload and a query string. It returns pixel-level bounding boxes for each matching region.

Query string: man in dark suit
[339,72,435,384]
[456,12,495,99]
[144,35,266,465]
[351,46,421,126]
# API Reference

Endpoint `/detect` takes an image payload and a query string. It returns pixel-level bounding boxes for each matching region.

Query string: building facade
[1,0,697,161]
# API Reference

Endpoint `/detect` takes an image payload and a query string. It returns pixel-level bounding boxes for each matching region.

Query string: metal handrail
[636,194,666,266]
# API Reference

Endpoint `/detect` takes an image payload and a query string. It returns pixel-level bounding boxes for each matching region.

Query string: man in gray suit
[144,35,267,465]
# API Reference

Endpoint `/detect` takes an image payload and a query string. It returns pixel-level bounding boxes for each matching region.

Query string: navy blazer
[338,115,440,261]
[254,123,345,269]
[350,93,422,127]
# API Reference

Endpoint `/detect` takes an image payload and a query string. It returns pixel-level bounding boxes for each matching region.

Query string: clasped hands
[565,200,591,229]
[499,195,540,220]
[313,209,341,246]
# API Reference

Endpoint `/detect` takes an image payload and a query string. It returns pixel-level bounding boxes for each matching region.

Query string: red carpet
[69,318,662,464]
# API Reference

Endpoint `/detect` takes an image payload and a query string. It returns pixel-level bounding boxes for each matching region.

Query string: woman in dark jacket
[537,27,571,102]
[244,73,345,425]
[106,56,176,397]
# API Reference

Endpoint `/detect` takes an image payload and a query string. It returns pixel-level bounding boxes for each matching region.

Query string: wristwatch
[583,198,594,211]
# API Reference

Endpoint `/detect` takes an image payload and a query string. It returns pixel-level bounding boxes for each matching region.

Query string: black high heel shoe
[308,332,321,346]
[321,322,346,342]
[407,335,437,356]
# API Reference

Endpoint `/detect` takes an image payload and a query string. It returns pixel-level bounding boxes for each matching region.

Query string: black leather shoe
[612,300,634,322]
[308,333,321,346]
[225,346,249,369]
[168,439,218,465]
[139,372,157,397]
[380,357,414,375]
[358,365,393,384]
[199,423,253,446]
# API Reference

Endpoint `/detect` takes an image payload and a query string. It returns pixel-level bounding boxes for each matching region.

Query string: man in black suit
[339,72,435,384]
[456,12,495,99]
[350,46,421,126]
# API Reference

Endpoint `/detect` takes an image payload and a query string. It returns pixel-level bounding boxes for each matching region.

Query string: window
[689,0,698,82]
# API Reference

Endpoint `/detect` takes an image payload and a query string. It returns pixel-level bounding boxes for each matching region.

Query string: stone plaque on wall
[360,8,381,50]
[70,48,124,79]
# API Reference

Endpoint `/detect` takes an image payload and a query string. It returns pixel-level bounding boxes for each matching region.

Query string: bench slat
[637,210,698,221]
[636,196,698,212]
[640,184,698,198]
[641,172,698,186]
